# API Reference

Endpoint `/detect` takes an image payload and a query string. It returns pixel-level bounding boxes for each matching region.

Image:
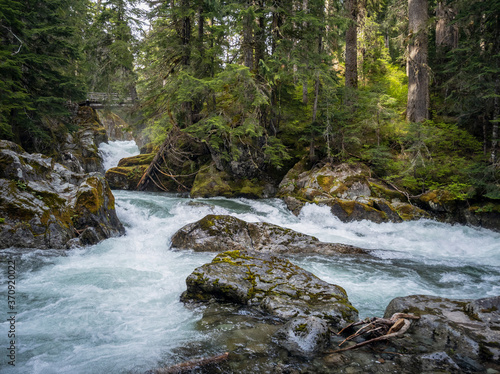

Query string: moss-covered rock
[171,214,369,255]
[278,160,429,223]
[57,106,109,174]
[190,162,276,198]
[181,250,358,327]
[0,140,124,249]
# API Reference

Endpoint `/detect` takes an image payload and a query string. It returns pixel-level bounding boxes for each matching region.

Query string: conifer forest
[1,0,499,204]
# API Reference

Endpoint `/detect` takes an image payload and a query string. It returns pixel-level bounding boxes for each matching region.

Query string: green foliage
[0,0,86,152]
[386,121,482,194]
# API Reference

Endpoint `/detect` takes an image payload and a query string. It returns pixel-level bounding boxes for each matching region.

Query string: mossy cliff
[0,139,124,249]
[181,249,358,327]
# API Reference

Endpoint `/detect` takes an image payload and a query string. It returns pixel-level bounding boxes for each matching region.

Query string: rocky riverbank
[0,107,124,249]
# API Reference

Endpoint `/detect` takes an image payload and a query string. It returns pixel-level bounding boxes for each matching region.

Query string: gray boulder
[0,140,124,249]
[171,214,369,256]
[181,250,358,327]
[384,294,500,372]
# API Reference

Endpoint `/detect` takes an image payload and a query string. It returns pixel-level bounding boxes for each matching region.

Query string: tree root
[328,313,419,354]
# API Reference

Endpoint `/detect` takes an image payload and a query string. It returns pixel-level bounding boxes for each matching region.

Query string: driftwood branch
[150,352,229,374]
[329,313,419,354]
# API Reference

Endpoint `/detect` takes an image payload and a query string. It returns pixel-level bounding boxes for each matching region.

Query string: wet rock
[181,249,358,327]
[273,316,330,357]
[105,154,154,190]
[383,294,500,372]
[0,140,124,249]
[278,160,429,223]
[170,214,369,255]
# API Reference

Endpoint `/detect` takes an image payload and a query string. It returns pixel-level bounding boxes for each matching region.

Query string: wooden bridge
[79,92,134,109]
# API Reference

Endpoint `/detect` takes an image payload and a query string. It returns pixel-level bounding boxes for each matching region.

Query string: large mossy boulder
[105,153,154,190]
[383,294,500,372]
[171,214,368,255]
[181,249,358,327]
[190,162,277,198]
[0,140,125,249]
[278,160,429,223]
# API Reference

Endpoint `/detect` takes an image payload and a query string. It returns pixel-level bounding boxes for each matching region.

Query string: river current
[1,140,499,373]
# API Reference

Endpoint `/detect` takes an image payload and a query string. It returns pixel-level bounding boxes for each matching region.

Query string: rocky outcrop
[417,190,500,232]
[58,106,108,173]
[0,140,124,249]
[190,162,277,198]
[383,294,500,373]
[96,110,133,141]
[278,160,429,223]
[105,153,154,190]
[181,249,358,327]
[171,214,369,255]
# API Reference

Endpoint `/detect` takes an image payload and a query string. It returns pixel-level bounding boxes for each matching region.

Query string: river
[1,140,499,373]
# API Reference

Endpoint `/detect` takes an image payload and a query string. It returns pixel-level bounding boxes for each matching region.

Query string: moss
[294,323,308,333]
[369,181,403,200]
[456,301,482,321]
[480,306,498,313]
[117,153,155,167]
[317,175,336,192]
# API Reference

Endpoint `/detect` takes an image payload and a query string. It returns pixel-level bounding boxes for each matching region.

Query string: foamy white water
[99,140,139,171]
[1,140,499,373]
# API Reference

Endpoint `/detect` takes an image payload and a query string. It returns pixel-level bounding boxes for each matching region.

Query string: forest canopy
[0,0,498,199]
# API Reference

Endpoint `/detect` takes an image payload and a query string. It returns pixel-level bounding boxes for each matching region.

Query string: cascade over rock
[181,249,358,327]
[278,159,429,223]
[171,214,369,255]
[0,140,124,249]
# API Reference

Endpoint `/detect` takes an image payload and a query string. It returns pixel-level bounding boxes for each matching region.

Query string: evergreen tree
[0,0,87,151]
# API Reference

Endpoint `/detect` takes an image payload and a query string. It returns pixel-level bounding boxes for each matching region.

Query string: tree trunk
[242,0,254,70]
[345,0,358,89]
[406,0,429,123]
[436,2,458,49]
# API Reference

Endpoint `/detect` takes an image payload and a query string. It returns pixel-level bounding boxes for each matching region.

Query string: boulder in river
[105,153,154,190]
[0,140,125,249]
[181,249,358,327]
[278,160,429,223]
[170,214,369,255]
[384,294,500,373]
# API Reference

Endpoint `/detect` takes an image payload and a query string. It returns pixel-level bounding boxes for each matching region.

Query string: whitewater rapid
[1,140,499,373]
